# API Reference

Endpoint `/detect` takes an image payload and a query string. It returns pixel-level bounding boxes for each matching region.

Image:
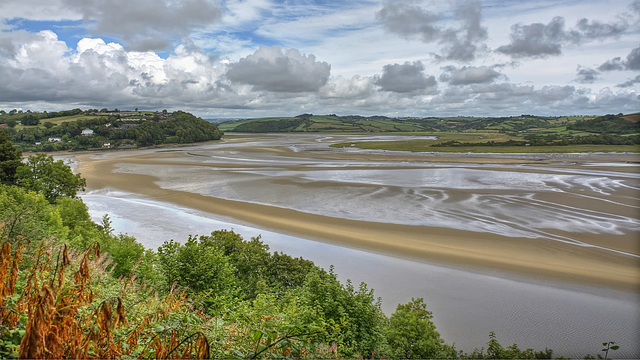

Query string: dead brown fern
[2,239,216,359]
[0,241,24,329]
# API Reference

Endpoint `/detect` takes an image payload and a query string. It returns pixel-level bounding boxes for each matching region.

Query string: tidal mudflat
[75,134,640,357]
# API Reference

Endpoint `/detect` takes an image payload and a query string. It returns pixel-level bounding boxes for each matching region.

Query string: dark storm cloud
[61,0,222,51]
[375,61,437,93]
[440,65,502,85]
[226,46,331,93]
[376,0,488,62]
[497,16,628,59]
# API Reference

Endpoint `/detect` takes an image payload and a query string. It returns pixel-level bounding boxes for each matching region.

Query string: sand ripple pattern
[119,135,639,258]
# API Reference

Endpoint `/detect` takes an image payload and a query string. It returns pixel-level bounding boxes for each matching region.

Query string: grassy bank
[328,132,640,153]
[331,139,640,153]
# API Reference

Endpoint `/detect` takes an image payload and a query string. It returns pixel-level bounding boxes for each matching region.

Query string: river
[76,134,639,357]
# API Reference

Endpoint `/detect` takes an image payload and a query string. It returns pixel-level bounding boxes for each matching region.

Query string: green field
[12,114,102,130]
[5,110,638,153]
[332,139,640,153]
[218,114,609,134]
[219,113,639,153]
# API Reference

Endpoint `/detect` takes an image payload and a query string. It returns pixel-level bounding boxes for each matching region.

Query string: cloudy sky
[0,0,638,118]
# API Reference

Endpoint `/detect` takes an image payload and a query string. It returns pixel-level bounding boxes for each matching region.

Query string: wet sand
[74,136,640,292]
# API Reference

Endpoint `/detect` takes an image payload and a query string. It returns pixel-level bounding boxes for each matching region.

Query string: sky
[0,0,638,118]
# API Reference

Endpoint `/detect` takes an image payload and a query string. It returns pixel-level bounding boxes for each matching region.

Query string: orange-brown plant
[0,238,213,359]
[0,241,24,329]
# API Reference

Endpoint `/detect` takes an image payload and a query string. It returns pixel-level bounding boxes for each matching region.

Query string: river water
[78,134,639,358]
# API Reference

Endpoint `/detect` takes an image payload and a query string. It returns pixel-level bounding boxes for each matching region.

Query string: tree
[0,184,63,245]
[386,298,454,359]
[296,267,387,358]
[198,230,271,298]
[21,114,39,126]
[0,131,22,185]
[16,153,86,203]
[101,233,147,278]
[156,236,235,295]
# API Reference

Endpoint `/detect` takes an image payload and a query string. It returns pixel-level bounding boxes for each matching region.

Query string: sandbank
[74,146,640,292]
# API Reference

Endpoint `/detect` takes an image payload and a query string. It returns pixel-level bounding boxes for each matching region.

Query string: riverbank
[73,138,640,292]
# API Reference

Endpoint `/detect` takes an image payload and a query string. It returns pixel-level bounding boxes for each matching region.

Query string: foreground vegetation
[0,109,223,152]
[0,129,624,358]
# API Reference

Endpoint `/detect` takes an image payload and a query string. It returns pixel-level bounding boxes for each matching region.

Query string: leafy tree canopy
[0,131,22,185]
[386,297,455,359]
[16,153,86,203]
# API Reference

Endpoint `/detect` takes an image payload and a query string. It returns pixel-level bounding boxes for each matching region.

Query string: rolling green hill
[220,113,640,152]
[0,109,223,151]
[217,113,600,134]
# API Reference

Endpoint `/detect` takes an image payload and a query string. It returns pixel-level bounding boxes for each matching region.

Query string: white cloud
[440,65,503,85]
[495,11,629,59]
[0,0,638,116]
[319,75,375,99]
[0,0,79,22]
[375,61,437,93]
[226,45,331,93]
[0,32,240,107]
[377,0,488,61]
[496,16,566,58]
[575,66,599,84]
[221,0,274,27]
[61,0,222,51]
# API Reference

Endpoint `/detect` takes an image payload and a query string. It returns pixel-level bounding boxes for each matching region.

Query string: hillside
[220,113,640,152]
[0,109,223,151]
[217,113,593,134]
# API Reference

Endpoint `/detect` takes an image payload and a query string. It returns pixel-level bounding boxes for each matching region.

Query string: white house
[81,128,94,136]
[48,137,62,142]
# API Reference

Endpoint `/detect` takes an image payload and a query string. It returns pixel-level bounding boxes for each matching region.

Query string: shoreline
[74,147,640,293]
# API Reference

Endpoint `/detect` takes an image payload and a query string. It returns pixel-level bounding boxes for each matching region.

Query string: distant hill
[218,113,600,134]
[0,109,223,151]
[567,114,640,134]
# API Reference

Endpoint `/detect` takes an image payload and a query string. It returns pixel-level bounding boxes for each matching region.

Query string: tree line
[1,110,223,151]
[437,134,640,147]
[0,108,85,126]
[567,114,639,134]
